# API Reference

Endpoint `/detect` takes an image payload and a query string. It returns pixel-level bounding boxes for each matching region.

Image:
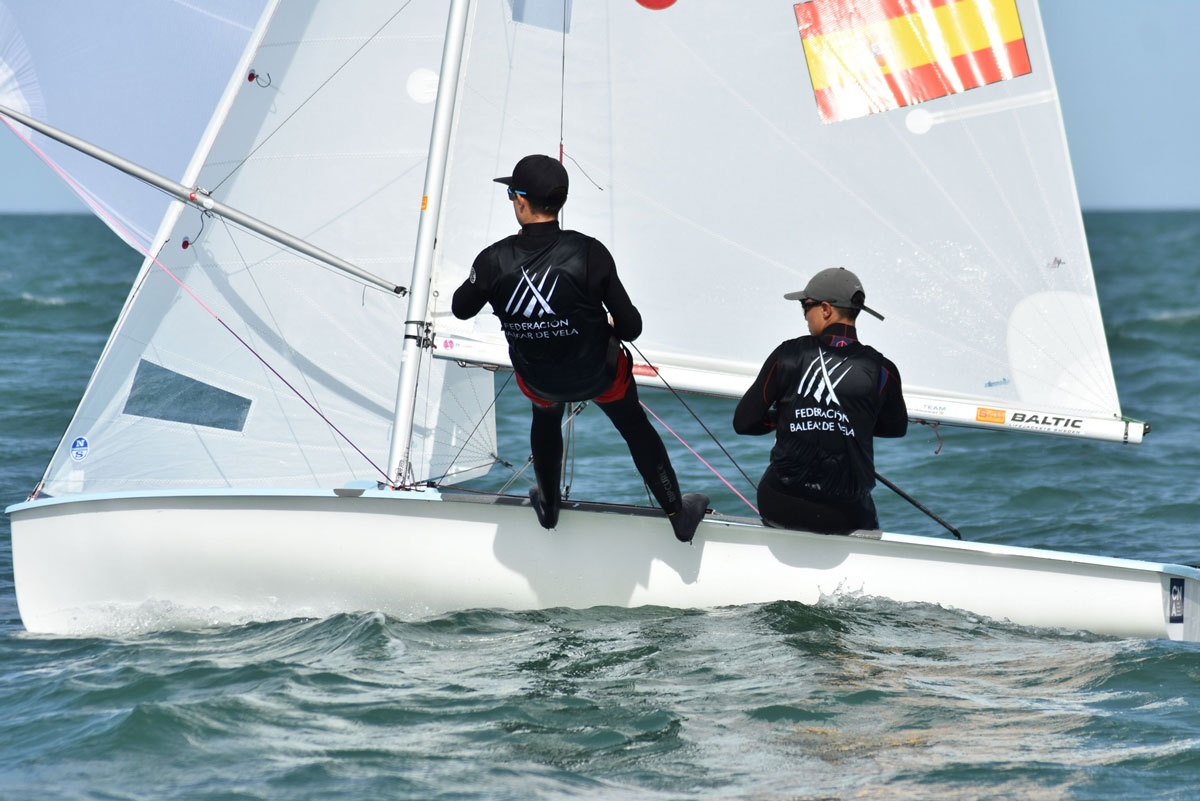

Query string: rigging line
[640,400,759,516]
[210,0,417,194]
[570,400,584,491]
[627,341,758,491]
[560,152,603,192]
[559,0,567,161]
[550,3,603,195]
[562,400,576,500]
[212,311,393,486]
[548,1,607,210]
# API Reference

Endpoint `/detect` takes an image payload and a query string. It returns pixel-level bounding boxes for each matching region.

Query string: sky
[0,0,1197,212]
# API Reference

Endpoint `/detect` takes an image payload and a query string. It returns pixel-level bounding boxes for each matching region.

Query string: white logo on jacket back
[798,349,851,406]
[789,348,856,436]
[506,266,559,319]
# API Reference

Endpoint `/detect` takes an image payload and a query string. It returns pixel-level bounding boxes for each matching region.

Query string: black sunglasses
[506,187,527,200]
[801,299,824,313]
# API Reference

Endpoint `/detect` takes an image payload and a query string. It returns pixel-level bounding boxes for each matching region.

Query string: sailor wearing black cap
[452,154,708,542]
[733,268,907,534]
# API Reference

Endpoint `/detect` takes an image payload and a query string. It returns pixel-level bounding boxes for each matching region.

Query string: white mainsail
[32,0,497,495]
[432,0,1135,442]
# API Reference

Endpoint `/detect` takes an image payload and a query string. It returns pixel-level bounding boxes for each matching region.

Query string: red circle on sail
[635,0,677,8]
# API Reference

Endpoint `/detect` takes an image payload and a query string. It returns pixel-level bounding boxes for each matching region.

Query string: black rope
[627,341,758,491]
[874,471,963,540]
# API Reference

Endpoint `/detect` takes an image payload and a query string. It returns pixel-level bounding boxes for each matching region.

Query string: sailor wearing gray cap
[733,268,907,534]
[782,266,884,321]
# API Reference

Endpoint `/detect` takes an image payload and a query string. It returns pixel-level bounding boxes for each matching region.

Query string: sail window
[123,359,251,431]
[512,0,571,32]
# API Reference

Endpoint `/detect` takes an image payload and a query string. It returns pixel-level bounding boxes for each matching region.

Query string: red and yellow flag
[794,0,1031,123]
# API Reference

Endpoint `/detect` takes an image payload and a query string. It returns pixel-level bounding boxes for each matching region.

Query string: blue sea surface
[1,212,1199,800]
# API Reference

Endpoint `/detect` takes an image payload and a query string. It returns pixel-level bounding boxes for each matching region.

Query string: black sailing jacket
[487,230,616,401]
[767,336,888,500]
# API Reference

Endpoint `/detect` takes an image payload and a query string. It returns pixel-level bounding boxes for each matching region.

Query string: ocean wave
[17,292,67,306]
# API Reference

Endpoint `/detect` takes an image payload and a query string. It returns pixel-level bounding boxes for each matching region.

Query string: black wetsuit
[733,323,907,533]
[452,220,683,514]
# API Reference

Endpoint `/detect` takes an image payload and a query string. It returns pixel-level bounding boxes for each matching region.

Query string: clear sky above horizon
[1,0,1197,212]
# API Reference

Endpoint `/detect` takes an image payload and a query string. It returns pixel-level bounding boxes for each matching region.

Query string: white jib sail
[431,0,1134,443]
[36,0,498,495]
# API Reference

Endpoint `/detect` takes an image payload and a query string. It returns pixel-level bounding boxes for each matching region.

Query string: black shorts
[757,466,878,534]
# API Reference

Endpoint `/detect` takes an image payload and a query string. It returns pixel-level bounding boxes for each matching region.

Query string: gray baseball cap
[783,267,884,321]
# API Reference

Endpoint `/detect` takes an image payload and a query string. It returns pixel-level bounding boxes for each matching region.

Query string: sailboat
[3,0,1196,640]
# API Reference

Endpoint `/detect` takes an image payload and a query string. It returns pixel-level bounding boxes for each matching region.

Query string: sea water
[1,213,1198,800]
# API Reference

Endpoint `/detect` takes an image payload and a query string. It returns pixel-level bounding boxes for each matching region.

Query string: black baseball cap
[783,267,884,320]
[494,154,569,204]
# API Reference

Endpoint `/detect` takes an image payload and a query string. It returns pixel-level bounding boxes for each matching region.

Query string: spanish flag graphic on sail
[795,0,1031,124]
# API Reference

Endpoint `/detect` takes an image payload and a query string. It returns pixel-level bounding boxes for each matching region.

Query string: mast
[386,0,473,486]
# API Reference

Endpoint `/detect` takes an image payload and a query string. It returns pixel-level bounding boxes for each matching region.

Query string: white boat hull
[9,488,1199,640]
